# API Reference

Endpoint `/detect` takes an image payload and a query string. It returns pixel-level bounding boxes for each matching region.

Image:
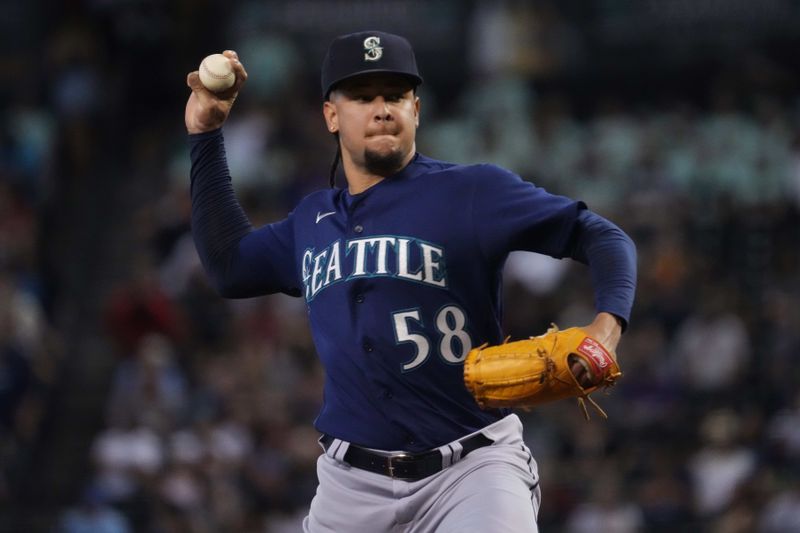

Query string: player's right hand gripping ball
[463,325,622,419]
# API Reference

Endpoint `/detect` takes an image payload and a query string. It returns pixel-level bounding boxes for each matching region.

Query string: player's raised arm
[186,51,301,298]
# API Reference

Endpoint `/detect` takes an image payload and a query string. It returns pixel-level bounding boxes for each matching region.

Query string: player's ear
[414,95,420,127]
[323,100,338,133]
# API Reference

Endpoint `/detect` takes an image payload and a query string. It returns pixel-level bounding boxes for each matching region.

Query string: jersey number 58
[392,306,473,372]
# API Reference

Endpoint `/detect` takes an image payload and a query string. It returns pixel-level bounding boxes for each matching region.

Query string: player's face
[324,74,420,175]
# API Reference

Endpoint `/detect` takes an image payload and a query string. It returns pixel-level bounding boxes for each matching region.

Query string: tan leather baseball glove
[463,325,622,419]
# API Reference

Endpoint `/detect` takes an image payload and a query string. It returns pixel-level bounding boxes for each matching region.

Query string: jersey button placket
[353,224,364,234]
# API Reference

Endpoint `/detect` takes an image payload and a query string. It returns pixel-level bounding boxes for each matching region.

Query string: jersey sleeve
[471,165,586,260]
[568,210,637,329]
[189,129,301,298]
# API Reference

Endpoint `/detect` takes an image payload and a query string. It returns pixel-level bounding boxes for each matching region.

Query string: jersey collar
[342,152,424,202]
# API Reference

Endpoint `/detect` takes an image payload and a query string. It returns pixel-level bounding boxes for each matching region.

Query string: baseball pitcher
[185,31,637,533]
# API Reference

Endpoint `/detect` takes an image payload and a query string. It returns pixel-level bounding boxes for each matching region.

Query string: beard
[364,146,406,176]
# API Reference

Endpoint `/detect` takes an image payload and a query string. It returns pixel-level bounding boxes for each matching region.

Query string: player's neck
[344,168,385,195]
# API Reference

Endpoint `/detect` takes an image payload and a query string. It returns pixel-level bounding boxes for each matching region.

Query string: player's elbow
[196,248,253,298]
[208,274,253,299]
[619,228,636,259]
[205,265,292,299]
[213,278,243,299]
[610,226,637,274]
[617,230,638,291]
[197,257,246,298]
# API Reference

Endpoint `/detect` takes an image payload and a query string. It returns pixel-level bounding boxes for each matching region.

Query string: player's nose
[372,97,393,122]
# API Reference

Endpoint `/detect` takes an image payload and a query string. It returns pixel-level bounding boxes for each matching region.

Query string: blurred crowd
[2,1,800,532]
[0,37,59,525]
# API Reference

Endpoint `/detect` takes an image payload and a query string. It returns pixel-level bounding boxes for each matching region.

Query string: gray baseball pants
[303,414,541,532]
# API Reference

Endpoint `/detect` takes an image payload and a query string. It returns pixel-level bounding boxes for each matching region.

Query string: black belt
[320,433,494,481]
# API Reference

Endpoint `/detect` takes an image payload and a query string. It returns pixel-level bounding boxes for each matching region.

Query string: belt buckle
[386,452,412,479]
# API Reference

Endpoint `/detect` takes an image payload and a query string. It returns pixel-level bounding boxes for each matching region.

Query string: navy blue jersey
[190,130,637,452]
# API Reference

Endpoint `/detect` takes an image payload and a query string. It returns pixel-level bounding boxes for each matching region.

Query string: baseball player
[185,31,636,533]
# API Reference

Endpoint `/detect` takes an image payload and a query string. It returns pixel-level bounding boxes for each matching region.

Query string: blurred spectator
[766,392,800,459]
[91,419,164,504]
[688,409,757,517]
[671,289,751,394]
[105,260,184,355]
[0,182,56,513]
[106,334,188,431]
[635,456,692,529]
[759,485,800,533]
[712,500,758,533]
[56,486,130,533]
[566,478,644,533]
[0,275,33,431]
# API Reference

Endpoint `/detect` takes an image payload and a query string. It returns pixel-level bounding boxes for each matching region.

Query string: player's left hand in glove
[463,324,622,419]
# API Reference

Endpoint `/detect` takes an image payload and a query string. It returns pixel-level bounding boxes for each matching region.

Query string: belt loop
[450,441,464,464]
[321,436,350,462]
[332,440,350,462]
[438,443,454,469]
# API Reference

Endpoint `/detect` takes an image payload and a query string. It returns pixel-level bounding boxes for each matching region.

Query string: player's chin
[364,145,406,175]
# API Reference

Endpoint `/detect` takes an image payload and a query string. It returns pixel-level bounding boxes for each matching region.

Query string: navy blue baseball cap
[321,30,423,99]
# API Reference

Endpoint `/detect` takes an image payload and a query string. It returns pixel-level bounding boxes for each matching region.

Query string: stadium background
[1,1,800,531]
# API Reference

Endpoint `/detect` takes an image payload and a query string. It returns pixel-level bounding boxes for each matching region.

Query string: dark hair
[329,134,341,188]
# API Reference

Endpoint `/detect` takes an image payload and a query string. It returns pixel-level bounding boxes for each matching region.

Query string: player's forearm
[188,128,254,294]
[570,210,637,330]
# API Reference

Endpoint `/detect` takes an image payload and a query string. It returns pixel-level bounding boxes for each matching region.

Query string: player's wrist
[584,312,622,351]
[187,124,222,135]
[595,311,623,329]
[187,127,223,140]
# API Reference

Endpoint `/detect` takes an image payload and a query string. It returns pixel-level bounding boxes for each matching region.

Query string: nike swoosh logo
[316,211,336,224]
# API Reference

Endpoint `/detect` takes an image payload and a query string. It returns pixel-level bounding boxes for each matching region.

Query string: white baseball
[198,53,235,93]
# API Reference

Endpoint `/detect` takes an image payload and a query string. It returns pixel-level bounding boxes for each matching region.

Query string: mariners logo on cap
[363,36,383,61]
